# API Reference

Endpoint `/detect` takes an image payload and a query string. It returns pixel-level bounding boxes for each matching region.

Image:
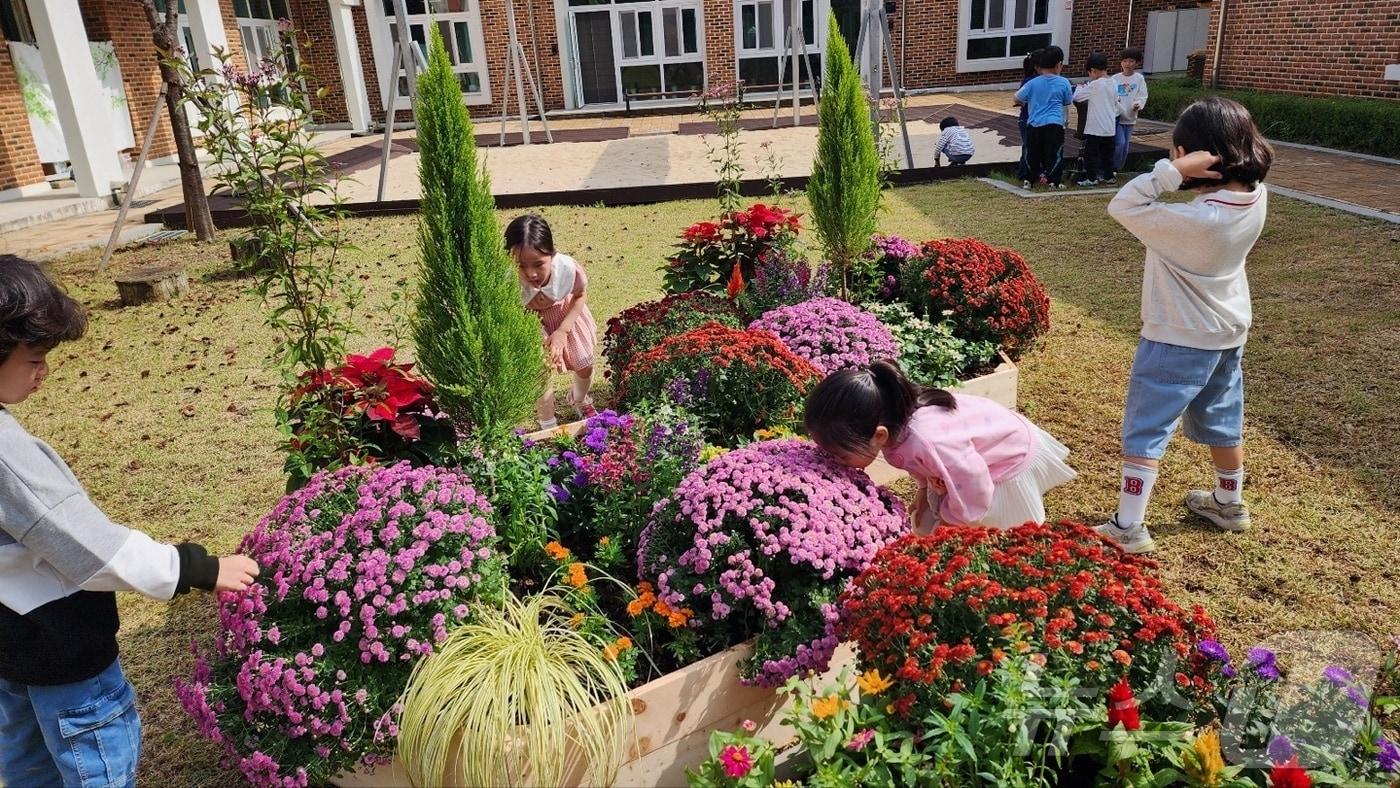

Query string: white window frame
[366,0,492,109]
[733,0,827,91]
[563,0,705,107]
[956,0,1071,74]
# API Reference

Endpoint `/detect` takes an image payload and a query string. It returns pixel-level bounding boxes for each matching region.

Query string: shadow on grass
[892,180,1400,517]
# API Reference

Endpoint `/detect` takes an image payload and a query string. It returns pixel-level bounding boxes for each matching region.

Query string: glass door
[567,0,704,107]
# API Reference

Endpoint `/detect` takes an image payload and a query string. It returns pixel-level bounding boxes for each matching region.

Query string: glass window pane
[966,36,1006,59]
[620,64,661,95]
[429,0,467,11]
[738,56,778,87]
[235,0,252,18]
[638,11,654,56]
[741,5,757,50]
[270,0,288,17]
[437,20,453,62]
[970,0,984,30]
[1014,0,1030,29]
[663,7,679,58]
[1009,32,1052,55]
[663,61,704,93]
[758,1,773,49]
[1034,0,1049,25]
[802,0,815,46]
[454,22,473,64]
[409,22,427,61]
[458,71,481,93]
[621,12,638,58]
[253,0,273,18]
[988,0,1005,29]
[404,0,427,14]
[682,8,698,53]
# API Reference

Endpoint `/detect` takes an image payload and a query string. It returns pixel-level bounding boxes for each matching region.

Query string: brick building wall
[289,0,350,123]
[0,24,45,192]
[703,0,737,90]
[1201,0,1399,100]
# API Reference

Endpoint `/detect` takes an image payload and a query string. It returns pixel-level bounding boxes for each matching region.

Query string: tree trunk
[143,0,215,242]
[161,67,216,241]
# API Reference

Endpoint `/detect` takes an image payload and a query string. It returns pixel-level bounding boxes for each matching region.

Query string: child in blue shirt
[1014,46,1074,189]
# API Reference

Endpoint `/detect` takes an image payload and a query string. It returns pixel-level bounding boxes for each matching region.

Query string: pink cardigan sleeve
[901,434,995,526]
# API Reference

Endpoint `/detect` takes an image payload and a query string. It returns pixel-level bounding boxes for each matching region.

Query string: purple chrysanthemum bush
[175,462,503,788]
[638,439,907,687]
[749,297,900,375]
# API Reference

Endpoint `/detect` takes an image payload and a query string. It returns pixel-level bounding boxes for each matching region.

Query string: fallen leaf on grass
[179,404,196,418]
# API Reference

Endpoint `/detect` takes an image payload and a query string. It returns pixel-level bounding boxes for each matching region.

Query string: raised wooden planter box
[334,640,857,788]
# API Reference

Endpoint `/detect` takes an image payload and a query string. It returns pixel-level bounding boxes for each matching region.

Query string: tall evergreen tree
[807,14,882,298]
[413,28,545,436]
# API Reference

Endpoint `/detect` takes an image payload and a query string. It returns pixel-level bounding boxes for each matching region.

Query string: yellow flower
[700,445,728,462]
[1186,728,1225,787]
[566,563,587,588]
[856,669,894,696]
[773,782,799,788]
[811,694,842,720]
[545,541,571,561]
[598,536,611,547]
[568,612,585,629]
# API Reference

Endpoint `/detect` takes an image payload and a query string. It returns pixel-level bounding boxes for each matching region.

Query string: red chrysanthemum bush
[899,238,1051,359]
[614,322,821,446]
[601,292,744,379]
[839,521,1218,719]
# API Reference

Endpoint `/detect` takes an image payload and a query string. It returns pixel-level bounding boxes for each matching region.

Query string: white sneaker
[1095,516,1156,554]
[1022,180,1032,190]
[1185,490,1252,532]
[538,417,559,431]
[1076,178,1097,187]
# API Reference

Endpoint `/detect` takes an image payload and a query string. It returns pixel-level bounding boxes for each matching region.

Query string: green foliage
[806,14,882,296]
[412,28,545,436]
[395,589,632,787]
[686,730,777,787]
[1139,77,1400,158]
[861,302,998,388]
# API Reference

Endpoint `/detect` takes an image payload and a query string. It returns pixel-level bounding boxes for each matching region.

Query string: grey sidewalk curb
[976,178,1119,198]
[1133,119,1400,166]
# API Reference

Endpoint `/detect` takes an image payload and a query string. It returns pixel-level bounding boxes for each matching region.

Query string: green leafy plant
[807,14,882,298]
[698,82,747,213]
[395,588,633,788]
[412,28,545,437]
[175,42,361,482]
[861,301,999,388]
[686,730,778,787]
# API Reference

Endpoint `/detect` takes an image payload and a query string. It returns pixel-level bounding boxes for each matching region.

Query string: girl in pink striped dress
[507,214,598,430]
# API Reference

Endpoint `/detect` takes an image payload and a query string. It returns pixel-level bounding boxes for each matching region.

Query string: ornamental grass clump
[840,521,1217,719]
[615,323,822,446]
[899,237,1051,359]
[639,439,907,686]
[395,589,631,788]
[749,297,899,375]
[174,462,502,787]
[601,292,744,379]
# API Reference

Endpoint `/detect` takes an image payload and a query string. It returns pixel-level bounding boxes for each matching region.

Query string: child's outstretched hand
[546,332,567,371]
[1171,148,1223,180]
[216,555,260,593]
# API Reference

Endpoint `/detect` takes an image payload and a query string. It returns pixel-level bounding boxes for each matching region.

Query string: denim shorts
[0,659,141,788]
[1122,338,1244,460]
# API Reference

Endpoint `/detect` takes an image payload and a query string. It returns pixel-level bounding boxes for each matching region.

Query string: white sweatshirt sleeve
[1107,159,1216,252]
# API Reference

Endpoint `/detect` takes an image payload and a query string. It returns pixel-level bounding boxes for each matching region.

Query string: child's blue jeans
[1113,122,1135,172]
[0,659,141,788]
[1122,338,1245,460]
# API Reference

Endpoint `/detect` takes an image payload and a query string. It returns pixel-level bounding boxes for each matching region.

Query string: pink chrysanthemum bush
[749,297,900,375]
[175,462,503,788]
[637,440,907,687]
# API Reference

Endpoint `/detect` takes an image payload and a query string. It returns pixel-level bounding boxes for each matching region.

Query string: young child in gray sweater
[0,257,258,787]
[1096,98,1273,555]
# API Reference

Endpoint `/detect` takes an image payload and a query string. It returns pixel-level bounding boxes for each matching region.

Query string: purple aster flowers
[1267,734,1296,763]
[1378,738,1400,773]
[749,298,900,375]
[638,439,907,686]
[1198,639,1230,663]
[1246,646,1281,681]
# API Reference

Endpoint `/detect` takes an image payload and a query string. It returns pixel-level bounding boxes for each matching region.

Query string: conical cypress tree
[807,14,882,298]
[412,28,545,435]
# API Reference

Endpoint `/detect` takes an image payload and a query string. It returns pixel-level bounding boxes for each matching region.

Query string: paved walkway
[2,89,1394,261]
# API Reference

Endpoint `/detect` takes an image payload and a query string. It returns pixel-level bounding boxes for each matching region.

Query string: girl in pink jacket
[804,360,1077,532]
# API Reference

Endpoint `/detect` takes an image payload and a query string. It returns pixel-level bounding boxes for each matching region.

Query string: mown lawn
[25,179,1399,785]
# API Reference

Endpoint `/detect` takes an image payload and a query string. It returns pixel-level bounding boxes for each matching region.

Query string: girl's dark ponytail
[804,359,955,454]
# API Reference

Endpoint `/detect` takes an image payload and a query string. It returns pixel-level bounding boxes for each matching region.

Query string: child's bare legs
[536,387,557,429]
[569,366,595,416]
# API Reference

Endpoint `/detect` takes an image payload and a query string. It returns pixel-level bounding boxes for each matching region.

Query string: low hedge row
[1140,77,1400,159]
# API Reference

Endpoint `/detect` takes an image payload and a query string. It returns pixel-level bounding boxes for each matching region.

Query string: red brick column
[0,25,46,192]
[703,0,736,90]
[289,0,349,123]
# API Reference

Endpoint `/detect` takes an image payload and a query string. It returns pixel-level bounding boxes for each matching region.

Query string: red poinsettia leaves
[1107,677,1142,730]
[389,412,422,441]
[1270,757,1311,788]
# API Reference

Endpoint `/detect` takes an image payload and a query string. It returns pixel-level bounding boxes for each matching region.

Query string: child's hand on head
[1171,147,1223,181]
[216,555,260,593]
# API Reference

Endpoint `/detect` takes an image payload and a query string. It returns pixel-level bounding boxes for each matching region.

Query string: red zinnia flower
[1270,756,1311,788]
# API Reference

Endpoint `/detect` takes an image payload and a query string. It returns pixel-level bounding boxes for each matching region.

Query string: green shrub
[1140,77,1400,158]
[412,28,545,436]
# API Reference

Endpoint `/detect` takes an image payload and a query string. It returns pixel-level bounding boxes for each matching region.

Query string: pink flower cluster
[175,462,502,787]
[749,297,900,375]
[638,440,906,686]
